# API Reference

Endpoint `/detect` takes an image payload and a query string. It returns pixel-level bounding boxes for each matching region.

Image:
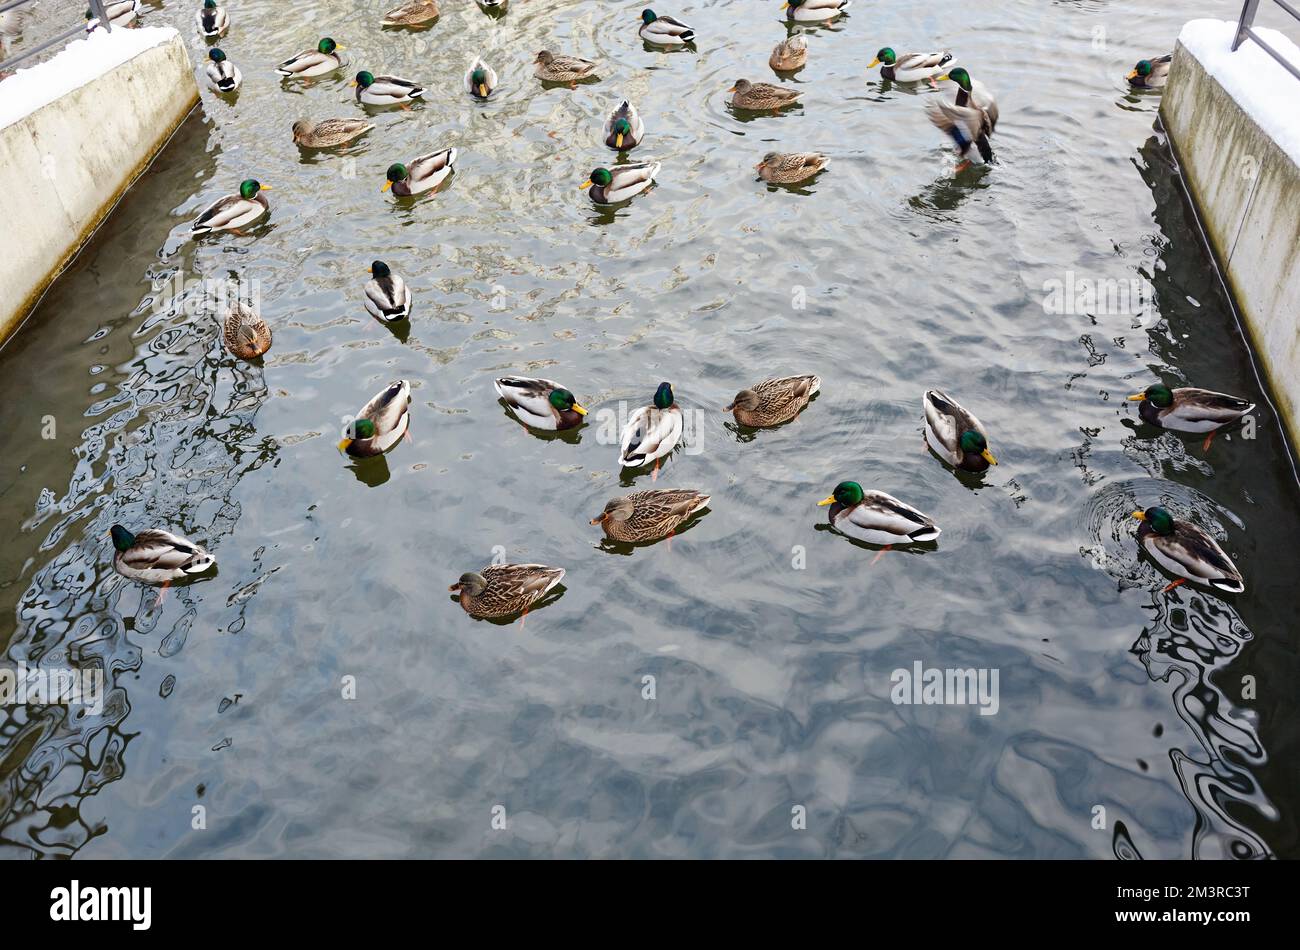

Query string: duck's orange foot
[1162,578,1187,593]
[871,544,894,566]
[955,160,971,174]
[1202,431,1216,453]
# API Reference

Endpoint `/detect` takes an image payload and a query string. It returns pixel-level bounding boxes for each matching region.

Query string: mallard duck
[770,35,808,72]
[581,162,660,203]
[383,148,457,196]
[464,56,498,98]
[1132,506,1244,593]
[818,481,941,547]
[190,179,270,236]
[535,50,598,84]
[726,375,820,425]
[477,0,506,9]
[729,79,801,111]
[603,100,644,150]
[364,261,411,321]
[223,301,271,359]
[1127,54,1172,89]
[450,564,565,620]
[639,9,694,46]
[197,0,228,37]
[276,38,346,79]
[924,389,997,472]
[382,0,439,27]
[111,525,216,585]
[591,489,710,543]
[292,118,374,148]
[494,376,588,430]
[783,0,850,23]
[205,48,241,93]
[756,152,828,185]
[926,67,998,169]
[338,380,411,457]
[1128,383,1254,450]
[85,1,140,32]
[868,47,953,82]
[354,70,423,106]
[619,382,682,470]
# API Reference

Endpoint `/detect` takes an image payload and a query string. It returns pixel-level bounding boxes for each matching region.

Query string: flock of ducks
[76,3,1251,614]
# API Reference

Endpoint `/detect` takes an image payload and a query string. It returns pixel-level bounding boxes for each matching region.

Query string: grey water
[1,0,1297,858]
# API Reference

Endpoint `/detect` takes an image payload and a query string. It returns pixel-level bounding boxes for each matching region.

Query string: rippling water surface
[1,0,1298,858]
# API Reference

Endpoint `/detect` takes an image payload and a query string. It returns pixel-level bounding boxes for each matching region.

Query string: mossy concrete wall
[1160,40,1300,443]
[0,33,197,345]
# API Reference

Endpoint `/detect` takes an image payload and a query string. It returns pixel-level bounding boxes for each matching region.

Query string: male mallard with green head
[818,481,941,555]
[383,148,457,196]
[581,162,661,203]
[1127,54,1172,89]
[1132,506,1244,594]
[338,380,412,457]
[190,179,270,236]
[868,47,953,82]
[1128,383,1254,451]
[620,382,683,474]
[111,525,216,585]
[638,9,694,46]
[276,38,346,79]
[924,389,997,472]
[495,376,589,430]
[603,100,644,150]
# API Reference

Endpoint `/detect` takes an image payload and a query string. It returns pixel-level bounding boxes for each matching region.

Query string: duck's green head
[653,381,675,410]
[581,167,613,190]
[369,260,391,279]
[319,37,340,55]
[1129,383,1174,407]
[959,429,997,465]
[204,0,217,8]
[869,47,897,68]
[1135,59,1154,77]
[818,481,865,508]
[1133,505,1175,536]
[110,524,136,552]
[355,70,375,88]
[941,66,973,92]
[238,179,265,200]
[785,0,809,8]
[383,163,408,192]
[450,571,487,596]
[612,117,633,137]
[338,417,377,451]
[549,388,588,415]
[208,48,227,63]
[641,9,657,24]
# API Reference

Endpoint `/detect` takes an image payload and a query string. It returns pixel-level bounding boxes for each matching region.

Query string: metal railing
[1233,0,1300,81]
[0,0,114,74]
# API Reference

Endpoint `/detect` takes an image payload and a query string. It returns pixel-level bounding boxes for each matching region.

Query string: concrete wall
[1160,40,1300,443]
[0,32,198,343]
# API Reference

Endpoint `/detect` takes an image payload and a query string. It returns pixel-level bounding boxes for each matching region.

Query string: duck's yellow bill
[382,180,393,192]
[589,514,605,525]
[817,495,836,506]
[935,74,949,82]
[615,132,624,148]
[349,80,358,87]
[259,184,273,190]
[573,403,589,416]
[579,179,592,189]
[1127,393,1146,401]
[781,1,790,7]
[1131,510,1147,521]
[867,57,880,68]
[1126,70,1138,80]
[981,449,998,465]
[479,83,487,97]
[726,84,737,92]
[337,438,352,452]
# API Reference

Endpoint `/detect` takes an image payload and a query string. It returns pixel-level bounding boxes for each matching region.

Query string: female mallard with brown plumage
[755,152,828,185]
[450,564,565,619]
[769,35,808,72]
[338,380,411,457]
[1128,382,1254,451]
[817,481,941,550]
[381,0,438,27]
[534,50,598,85]
[591,489,710,543]
[924,389,997,472]
[111,525,216,585]
[223,301,271,360]
[1132,506,1244,593]
[292,118,374,148]
[494,376,588,430]
[728,78,801,111]
[725,375,820,425]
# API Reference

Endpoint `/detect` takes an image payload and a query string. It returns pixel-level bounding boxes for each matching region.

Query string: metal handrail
[0,0,113,74]
[1233,0,1300,81]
